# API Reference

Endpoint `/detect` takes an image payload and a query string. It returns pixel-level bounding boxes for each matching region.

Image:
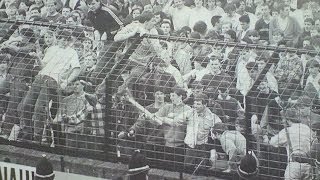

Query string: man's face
[66,17,77,25]
[248,68,259,79]
[31,9,40,17]
[58,37,69,48]
[19,2,28,11]
[84,56,96,68]
[273,33,283,43]
[161,23,171,35]
[143,4,153,12]
[83,39,92,49]
[208,60,221,74]
[62,8,71,17]
[240,22,249,31]
[258,81,269,93]
[16,14,25,20]
[315,20,320,31]
[154,91,165,102]
[170,92,182,105]
[194,100,205,113]
[194,0,203,7]
[272,11,279,17]
[132,9,141,19]
[261,5,269,16]
[73,81,84,93]
[298,106,311,118]
[303,40,310,47]
[90,0,101,11]
[46,2,56,14]
[221,23,231,33]
[311,29,319,37]
[44,32,55,45]
[6,7,17,17]
[207,0,215,7]
[224,34,233,42]
[153,14,161,24]
[309,66,319,76]
[280,7,290,17]
[304,11,313,20]
[173,0,184,9]
[304,22,313,32]
[218,89,229,99]
[238,1,246,11]
[0,63,7,72]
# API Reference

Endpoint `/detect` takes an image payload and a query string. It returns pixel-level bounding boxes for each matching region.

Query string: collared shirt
[269,123,312,158]
[184,107,222,148]
[156,103,192,147]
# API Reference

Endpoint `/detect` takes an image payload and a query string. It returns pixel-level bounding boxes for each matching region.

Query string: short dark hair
[225,30,237,40]
[172,86,187,99]
[57,29,73,41]
[307,59,320,69]
[194,92,208,105]
[136,12,154,23]
[193,21,207,34]
[30,6,41,13]
[305,18,315,25]
[20,28,36,43]
[211,15,222,27]
[190,32,201,39]
[239,14,250,23]
[212,122,228,135]
[18,9,26,16]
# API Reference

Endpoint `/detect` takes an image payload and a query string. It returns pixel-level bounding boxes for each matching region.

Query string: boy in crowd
[42,0,62,22]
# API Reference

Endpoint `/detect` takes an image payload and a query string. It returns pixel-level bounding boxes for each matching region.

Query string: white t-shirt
[39,45,80,83]
[188,7,211,30]
[165,6,191,30]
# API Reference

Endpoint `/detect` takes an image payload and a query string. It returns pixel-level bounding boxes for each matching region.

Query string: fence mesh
[1,19,320,180]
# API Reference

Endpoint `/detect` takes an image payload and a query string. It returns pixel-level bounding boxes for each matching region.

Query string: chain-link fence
[1,19,320,180]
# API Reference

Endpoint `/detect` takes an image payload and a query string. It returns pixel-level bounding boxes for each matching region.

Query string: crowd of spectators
[0,0,320,179]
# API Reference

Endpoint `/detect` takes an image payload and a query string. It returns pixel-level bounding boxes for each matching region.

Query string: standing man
[153,87,192,171]
[184,93,222,171]
[19,29,81,143]
[87,0,123,40]
[268,108,313,180]
[0,28,36,140]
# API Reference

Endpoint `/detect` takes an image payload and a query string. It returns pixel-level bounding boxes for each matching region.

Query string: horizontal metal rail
[144,34,320,56]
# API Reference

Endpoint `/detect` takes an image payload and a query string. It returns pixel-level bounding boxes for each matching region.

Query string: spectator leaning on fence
[210,122,246,172]
[19,29,81,143]
[152,87,191,170]
[268,108,313,180]
[0,27,37,140]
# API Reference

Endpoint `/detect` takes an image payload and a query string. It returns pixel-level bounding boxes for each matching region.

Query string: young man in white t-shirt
[19,29,81,143]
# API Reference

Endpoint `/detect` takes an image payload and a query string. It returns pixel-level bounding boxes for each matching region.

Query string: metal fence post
[104,35,143,162]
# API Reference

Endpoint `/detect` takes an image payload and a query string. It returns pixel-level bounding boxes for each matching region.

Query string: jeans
[19,75,59,142]
[1,80,28,136]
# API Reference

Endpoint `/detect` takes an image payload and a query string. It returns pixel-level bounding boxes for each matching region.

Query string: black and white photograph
[0,0,320,179]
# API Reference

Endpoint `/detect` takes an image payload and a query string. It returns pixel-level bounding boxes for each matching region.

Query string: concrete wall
[0,144,223,180]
